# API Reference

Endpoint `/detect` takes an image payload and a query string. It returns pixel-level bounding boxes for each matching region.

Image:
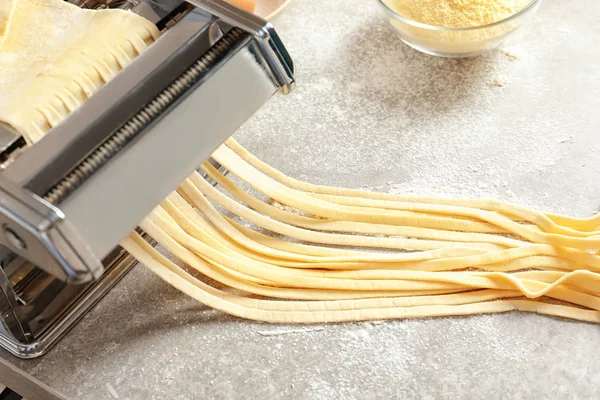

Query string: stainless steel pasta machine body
[0,0,295,358]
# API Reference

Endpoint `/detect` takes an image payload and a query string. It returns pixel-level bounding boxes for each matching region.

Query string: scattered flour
[257,327,325,336]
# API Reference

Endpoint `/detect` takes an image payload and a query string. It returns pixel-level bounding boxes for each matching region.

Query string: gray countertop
[2,0,600,398]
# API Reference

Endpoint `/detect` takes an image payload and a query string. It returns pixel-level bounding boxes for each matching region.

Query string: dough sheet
[0,0,158,143]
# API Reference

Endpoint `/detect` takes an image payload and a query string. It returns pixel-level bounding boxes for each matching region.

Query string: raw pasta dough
[118,141,600,324]
[0,0,14,49]
[0,0,158,143]
[0,0,598,325]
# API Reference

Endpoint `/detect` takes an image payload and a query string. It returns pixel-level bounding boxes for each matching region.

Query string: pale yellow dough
[1,0,598,325]
[0,0,14,50]
[0,0,158,143]
[121,234,600,324]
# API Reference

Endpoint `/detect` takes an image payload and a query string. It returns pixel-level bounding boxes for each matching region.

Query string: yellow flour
[383,0,536,56]
[388,0,532,28]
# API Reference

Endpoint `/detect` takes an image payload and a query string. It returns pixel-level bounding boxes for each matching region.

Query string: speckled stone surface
[2,0,600,398]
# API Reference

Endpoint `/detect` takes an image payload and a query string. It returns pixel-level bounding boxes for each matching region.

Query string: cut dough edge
[121,234,600,324]
[0,0,159,143]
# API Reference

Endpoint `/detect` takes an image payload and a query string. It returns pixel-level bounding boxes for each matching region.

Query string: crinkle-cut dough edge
[158,200,468,291]
[155,200,591,280]
[184,171,600,272]
[311,192,599,239]
[219,216,587,276]
[175,180,600,280]
[143,211,474,293]
[167,191,558,273]
[122,233,600,324]
[143,214,473,301]
[225,138,600,234]
[180,179,492,260]
[223,218,586,275]
[224,218,577,273]
[212,146,505,234]
[156,204,600,310]
[186,173,493,259]
[212,146,600,250]
[0,0,159,143]
[0,0,14,50]
[165,192,472,268]
[147,202,600,308]
[173,195,385,260]
[199,163,520,250]
[10,32,158,143]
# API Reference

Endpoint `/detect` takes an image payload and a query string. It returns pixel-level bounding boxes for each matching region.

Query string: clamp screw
[4,227,26,250]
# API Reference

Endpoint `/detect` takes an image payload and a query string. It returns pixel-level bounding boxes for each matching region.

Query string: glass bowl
[377,0,542,57]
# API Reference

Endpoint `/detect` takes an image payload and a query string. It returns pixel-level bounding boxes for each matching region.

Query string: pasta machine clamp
[0,176,102,283]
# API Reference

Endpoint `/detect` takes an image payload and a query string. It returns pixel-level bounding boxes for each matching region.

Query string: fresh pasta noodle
[120,140,600,324]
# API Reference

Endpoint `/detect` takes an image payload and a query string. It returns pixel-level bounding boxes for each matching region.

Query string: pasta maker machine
[0,0,294,358]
